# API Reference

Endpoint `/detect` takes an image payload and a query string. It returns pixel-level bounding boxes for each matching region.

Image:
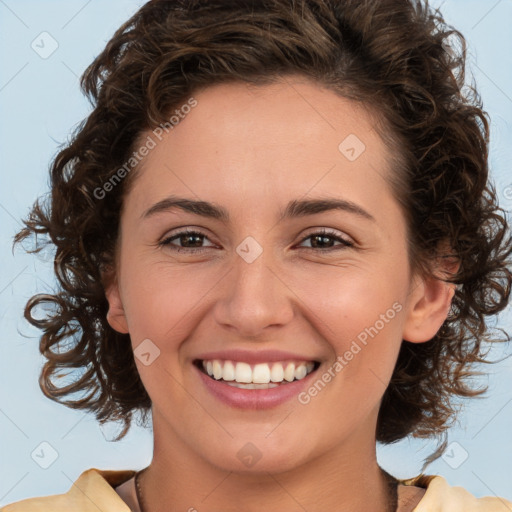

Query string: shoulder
[0,468,136,512]
[400,474,512,512]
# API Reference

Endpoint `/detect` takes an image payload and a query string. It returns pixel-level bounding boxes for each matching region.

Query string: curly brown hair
[15,0,512,459]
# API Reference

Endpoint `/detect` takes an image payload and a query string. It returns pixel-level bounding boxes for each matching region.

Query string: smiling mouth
[194,359,320,389]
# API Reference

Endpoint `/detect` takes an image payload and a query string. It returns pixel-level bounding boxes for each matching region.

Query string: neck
[140,410,396,512]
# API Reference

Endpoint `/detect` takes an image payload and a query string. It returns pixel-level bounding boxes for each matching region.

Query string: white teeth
[223,360,235,381]
[270,363,284,382]
[294,364,307,380]
[212,360,223,380]
[226,382,280,389]
[235,362,252,383]
[253,363,271,384]
[201,359,316,384]
[284,362,295,382]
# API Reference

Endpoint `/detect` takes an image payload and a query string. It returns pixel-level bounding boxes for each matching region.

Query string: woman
[3,0,512,510]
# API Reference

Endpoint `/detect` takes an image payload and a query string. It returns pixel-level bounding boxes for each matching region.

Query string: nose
[213,246,295,339]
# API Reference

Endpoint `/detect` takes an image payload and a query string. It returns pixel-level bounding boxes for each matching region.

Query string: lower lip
[195,364,318,409]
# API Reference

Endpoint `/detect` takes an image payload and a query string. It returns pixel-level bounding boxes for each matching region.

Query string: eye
[158,227,354,254]
[158,229,216,253]
[297,228,354,251]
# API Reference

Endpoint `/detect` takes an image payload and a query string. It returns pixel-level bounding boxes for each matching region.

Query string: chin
[199,436,311,475]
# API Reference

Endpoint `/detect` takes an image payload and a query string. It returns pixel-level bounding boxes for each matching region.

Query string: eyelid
[298,227,355,247]
[159,227,217,247]
[158,226,355,253]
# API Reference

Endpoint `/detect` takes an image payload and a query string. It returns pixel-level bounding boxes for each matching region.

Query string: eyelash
[158,228,354,254]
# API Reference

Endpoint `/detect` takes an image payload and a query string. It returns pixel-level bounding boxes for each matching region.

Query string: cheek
[291,266,406,393]
[289,263,406,341]
[119,258,222,345]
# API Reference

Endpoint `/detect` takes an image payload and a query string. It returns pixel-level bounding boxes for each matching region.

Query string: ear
[402,271,456,344]
[103,267,129,334]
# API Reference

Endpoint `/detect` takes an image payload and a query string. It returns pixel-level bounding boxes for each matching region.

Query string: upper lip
[194,349,320,364]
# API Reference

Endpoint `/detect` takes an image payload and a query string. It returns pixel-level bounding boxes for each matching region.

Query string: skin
[105,76,455,512]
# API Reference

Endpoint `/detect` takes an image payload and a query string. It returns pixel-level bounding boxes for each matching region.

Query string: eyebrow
[141,195,376,223]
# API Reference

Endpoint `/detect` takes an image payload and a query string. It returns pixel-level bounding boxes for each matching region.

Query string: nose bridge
[213,237,294,336]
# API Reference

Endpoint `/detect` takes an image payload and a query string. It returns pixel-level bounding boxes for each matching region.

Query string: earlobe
[402,273,456,344]
[104,277,129,334]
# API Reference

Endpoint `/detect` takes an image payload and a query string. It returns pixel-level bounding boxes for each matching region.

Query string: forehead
[157,77,384,154]
[125,78,399,223]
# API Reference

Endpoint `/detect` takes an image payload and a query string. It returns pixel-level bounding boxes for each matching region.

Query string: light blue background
[1,0,511,506]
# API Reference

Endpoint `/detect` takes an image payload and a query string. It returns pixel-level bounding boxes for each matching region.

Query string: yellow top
[1,468,510,511]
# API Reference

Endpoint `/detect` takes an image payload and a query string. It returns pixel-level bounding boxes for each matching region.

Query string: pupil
[312,235,332,248]
[183,234,202,247]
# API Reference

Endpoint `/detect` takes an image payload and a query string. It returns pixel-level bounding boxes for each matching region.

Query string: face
[106,76,452,474]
